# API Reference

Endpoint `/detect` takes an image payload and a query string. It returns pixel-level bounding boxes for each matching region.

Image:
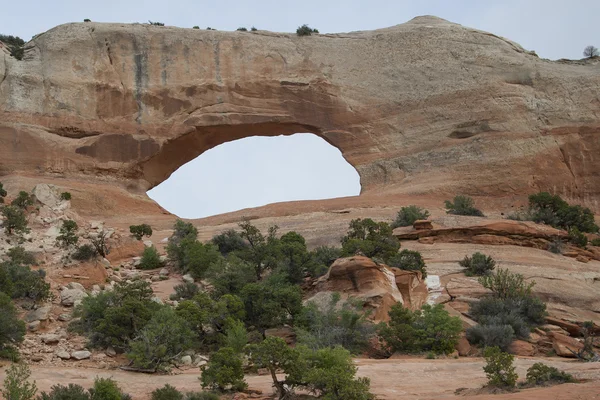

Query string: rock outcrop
[1,16,600,219]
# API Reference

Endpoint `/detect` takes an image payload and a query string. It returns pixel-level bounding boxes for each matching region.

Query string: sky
[3,1,598,218]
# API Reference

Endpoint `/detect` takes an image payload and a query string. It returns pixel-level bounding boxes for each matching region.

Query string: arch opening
[147,133,361,219]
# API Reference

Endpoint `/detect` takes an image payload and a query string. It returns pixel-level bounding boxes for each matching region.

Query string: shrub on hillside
[148,21,165,26]
[296,24,319,36]
[548,237,564,253]
[60,192,72,201]
[0,292,26,360]
[236,27,247,31]
[11,191,33,209]
[0,261,51,302]
[139,246,163,270]
[88,377,130,400]
[483,346,517,388]
[391,205,430,228]
[205,255,256,297]
[466,324,515,351]
[590,238,600,247]
[0,182,6,203]
[0,34,26,60]
[130,224,153,240]
[387,249,427,278]
[378,303,462,355]
[72,244,98,261]
[459,252,495,276]
[211,229,247,255]
[568,227,588,248]
[7,246,36,265]
[56,220,79,249]
[444,195,484,216]
[169,282,199,301]
[525,363,574,386]
[308,246,341,277]
[528,192,598,233]
[1,205,30,235]
[151,385,183,400]
[341,218,399,262]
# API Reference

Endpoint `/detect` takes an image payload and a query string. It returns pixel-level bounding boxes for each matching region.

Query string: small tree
[148,21,165,26]
[224,320,248,354]
[0,292,26,360]
[139,246,163,270]
[387,249,427,278]
[90,230,110,258]
[88,377,129,400]
[11,191,33,209]
[60,192,72,201]
[211,229,247,255]
[200,347,247,392]
[72,244,97,261]
[341,218,399,262]
[246,337,296,399]
[130,224,152,240]
[296,24,319,36]
[56,220,79,249]
[444,195,484,216]
[391,205,430,228]
[0,182,7,203]
[236,27,247,31]
[583,45,599,59]
[83,19,91,23]
[192,26,200,29]
[251,26,257,31]
[483,346,517,388]
[459,252,495,276]
[1,363,37,400]
[1,205,30,235]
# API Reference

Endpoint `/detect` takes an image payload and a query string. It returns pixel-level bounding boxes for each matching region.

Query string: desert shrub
[296,24,319,36]
[88,377,129,400]
[200,347,247,392]
[297,292,374,353]
[469,296,545,338]
[7,246,36,265]
[483,346,517,388]
[139,246,163,270]
[571,321,600,362]
[83,19,91,22]
[250,27,257,31]
[169,282,199,301]
[236,27,247,31]
[378,303,462,355]
[548,237,564,253]
[0,182,7,203]
[184,393,219,400]
[275,231,318,284]
[192,26,200,29]
[56,220,79,249]
[391,205,430,228]
[11,191,34,209]
[128,307,195,371]
[444,195,484,216]
[60,192,72,201]
[0,34,25,60]
[39,384,90,399]
[525,363,574,386]
[1,363,37,400]
[205,256,256,297]
[224,320,248,353]
[341,218,399,262]
[150,385,183,400]
[129,224,152,240]
[211,229,247,255]
[466,324,515,351]
[0,262,51,302]
[90,231,110,258]
[479,268,535,300]
[148,21,165,26]
[72,244,97,261]
[72,281,160,351]
[181,241,221,279]
[0,292,26,360]
[1,205,30,235]
[309,246,341,277]
[568,227,588,248]
[167,220,198,265]
[459,252,495,276]
[387,249,427,278]
[591,238,600,247]
[529,192,598,233]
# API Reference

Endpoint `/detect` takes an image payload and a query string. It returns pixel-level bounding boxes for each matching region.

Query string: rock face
[1,16,599,216]
[313,256,427,321]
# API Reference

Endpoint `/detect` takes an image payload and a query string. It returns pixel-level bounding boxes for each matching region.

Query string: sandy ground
[2,357,599,400]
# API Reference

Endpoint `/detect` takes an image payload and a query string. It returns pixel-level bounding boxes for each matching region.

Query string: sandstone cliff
[1,16,599,216]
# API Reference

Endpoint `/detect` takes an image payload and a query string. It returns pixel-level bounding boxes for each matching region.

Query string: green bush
[169,282,199,301]
[200,347,247,392]
[72,244,98,261]
[128,308,195,372]
[529,192,598,233]
[568,227,588,248]
[0,292,26,360]
[1,205,30,235]
[246,337,297,398]
[309,246,341,277]
[479,268,535,300]
[341,218,399,262]
[391,205,430,228]
[444,195,484,216]
[88,377,130,400]
[11,191,34,209]
[151,385,183,400]
[483,346,517,388]
[459,252,495,276]
[148,21,165,26]
[60,192,72,201]
[236,27,247,31]
[0,34,25,59]
[525,363,574,386]
[205,256,256,298]
[7,246,36,265]
[184,393,219,400]
[237,220,281,280]
[297,293,374,353]
[296,24,319,36]
[378,303,462,355]
[250,27,257,31]
[83,19,91,23]
[192,26,200,29]
[0,182,7,203]
[466,324,515,351]
[211,229,247,255]
[129,224,153,240]
[39,384,90,400]
[387,249,427,278]
[224,320,248,354]
[139,246,163,270]
[166,219,198,268]
[0,262,51,302]
[548,237,564,253]
[182,241,222,279]
[1,363,37,400]
[590,238,600,247]
[56,220,79,249]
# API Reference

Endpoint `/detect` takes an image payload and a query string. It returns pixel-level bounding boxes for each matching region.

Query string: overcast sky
[3,1,598,218]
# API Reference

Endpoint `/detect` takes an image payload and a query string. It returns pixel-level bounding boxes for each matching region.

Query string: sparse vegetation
[296,24,319,36]
[391,205,430,228]
[60,191,72,201]
[341,218,399,262]
[83,19,91,23]
[548,237,564,253]
[387,249,427,277]
[466,324,515,351]
[1,363,37,400]
[525,363,574,386]
[0,292,26,360]
[56,220,79,249]
[139,246,163,270]
[583,45,599,59]
[11,191,34,209]
[568,227,588,248]
[251,27,257,31]
[192,26,200,29]
[483,346,517,389]
[1,205,30,235]
[72,244,97,261]
[444,195,484,216]
[90,230,110,258]
[591,238,600,247]
[459,252,495,276]
[236,27,247,31]
[0,34,26,60]
[130,224,153,240]
[150,385,183,400]
[148,21,165,26]
[570,321,600,362]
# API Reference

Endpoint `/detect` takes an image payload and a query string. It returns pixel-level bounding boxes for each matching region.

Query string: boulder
[27,321,41,332]
[508,340,535,356]
[456,337,471,356]
[182,274,194,284]
[24,306,52,323]
[60,288,88,306]
[71,351,92,360]
[56,351,71,360]
[67,282,85,291]
[32,184,62,208]
[159,268,169,276]
[143,240,153,248]
[551,332,584,357]
[180,355,193,365]
[105,347,117,357]
[40,334,61,345]
[58,313,72,322]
